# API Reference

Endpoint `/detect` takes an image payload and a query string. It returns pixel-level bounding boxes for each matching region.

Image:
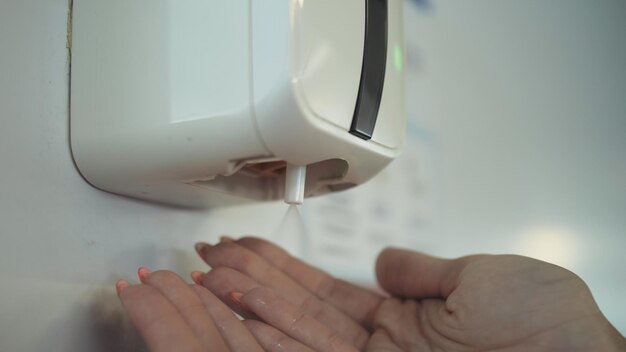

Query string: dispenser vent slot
[190,159,350,202]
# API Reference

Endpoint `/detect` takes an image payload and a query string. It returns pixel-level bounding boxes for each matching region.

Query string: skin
[117,237,626,351]
[117,269,313,352]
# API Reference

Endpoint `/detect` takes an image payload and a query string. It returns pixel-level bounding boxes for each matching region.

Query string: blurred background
[0,0,624,351]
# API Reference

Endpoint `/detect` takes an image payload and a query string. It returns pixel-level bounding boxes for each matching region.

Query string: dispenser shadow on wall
[70,0,405,208]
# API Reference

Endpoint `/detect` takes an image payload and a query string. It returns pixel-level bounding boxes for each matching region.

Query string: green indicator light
[394,44,403,72]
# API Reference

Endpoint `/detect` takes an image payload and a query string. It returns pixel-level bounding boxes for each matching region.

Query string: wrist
[598,320,626,352]
[558,314,626,352]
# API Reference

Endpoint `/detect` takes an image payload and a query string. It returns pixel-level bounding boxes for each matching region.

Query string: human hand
[195,237,626,352]
[116,268,318,351]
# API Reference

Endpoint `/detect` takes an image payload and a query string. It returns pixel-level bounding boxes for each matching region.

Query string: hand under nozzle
[284,163,306,205]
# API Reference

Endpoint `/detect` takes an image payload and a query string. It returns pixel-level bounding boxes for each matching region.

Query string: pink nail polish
[190,271,204,285]
[229,291,250,311]
[137,267,151,283]
[194,242,212,259]
[115,279,129,296]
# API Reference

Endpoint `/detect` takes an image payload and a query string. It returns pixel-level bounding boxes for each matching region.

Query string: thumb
[375,248,469,299]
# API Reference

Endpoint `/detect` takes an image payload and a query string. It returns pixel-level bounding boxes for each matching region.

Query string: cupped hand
[195,237,625,352]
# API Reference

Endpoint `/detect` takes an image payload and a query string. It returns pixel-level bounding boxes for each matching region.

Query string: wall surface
[0,1,624,351]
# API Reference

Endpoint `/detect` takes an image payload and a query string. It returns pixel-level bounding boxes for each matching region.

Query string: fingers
[119,270,267,352]
[232,236,384,329]
[117,281,205,352]
[375,248,472,299]
[189,284,264,352]
[201,267,261,320]
[197,241,369,348]
[243,320,316,352]
[237,287,359,352]
[139,269,230,351]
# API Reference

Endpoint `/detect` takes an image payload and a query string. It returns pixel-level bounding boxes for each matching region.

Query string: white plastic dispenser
[285,164,307,205]
[70,0,405,207]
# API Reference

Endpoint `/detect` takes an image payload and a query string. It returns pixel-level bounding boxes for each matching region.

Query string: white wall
[0,1,624,351]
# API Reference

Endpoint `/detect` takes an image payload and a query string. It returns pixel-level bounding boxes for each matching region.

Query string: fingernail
[137,267,151,283]
[115,279,129,296]
[229,291,247,309]
[220,235,235,243]
[194,242,212,259]
[190,271,204,285]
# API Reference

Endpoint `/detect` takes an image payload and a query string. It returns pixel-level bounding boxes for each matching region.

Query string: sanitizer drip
[274,204,309,259]
[278,163,308,256]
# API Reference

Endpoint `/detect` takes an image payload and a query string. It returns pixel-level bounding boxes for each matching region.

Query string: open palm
[196,237,623,352]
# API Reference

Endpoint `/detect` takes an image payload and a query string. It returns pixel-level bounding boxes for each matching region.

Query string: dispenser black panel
[350,0,388,140]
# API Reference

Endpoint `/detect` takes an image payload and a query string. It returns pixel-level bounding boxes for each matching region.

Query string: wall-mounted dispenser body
[70,0,405,207]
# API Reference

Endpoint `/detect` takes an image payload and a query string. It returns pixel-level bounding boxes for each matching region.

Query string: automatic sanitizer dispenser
[70,0,405,207]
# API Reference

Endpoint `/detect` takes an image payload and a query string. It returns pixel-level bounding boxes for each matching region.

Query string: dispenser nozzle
[284,163,307,205]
